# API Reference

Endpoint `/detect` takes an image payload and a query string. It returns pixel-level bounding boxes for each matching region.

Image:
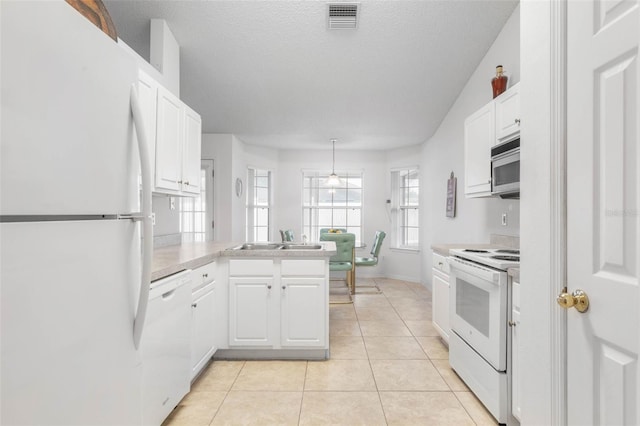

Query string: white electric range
[447,247,520,425]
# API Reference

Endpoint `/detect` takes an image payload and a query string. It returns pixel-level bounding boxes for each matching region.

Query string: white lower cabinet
[432,252,450,344]
[228,277,275,346]
[190,262,217,380]
[226,258,328,352]
[190,284,215,380]
[511,278,521,422]
[280,277,326,347]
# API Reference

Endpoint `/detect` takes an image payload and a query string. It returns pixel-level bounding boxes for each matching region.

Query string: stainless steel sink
[232,243,284,250]
[282,244,323,250]
[229,243,323,250]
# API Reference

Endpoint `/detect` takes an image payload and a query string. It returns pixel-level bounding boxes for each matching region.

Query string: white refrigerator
[1,1,153,425]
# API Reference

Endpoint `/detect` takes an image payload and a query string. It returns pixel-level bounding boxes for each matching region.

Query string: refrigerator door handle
[130,84,153,349]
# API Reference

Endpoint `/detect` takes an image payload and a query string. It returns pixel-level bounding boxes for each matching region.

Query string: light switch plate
[501,213,508,226]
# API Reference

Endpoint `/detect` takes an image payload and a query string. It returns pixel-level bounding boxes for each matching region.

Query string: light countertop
[152,241,235,281]
[152,241,337,282]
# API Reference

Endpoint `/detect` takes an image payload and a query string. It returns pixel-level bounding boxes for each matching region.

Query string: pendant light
[325,139,341,187]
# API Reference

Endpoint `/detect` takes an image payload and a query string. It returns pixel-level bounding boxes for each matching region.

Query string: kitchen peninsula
[152,241,337,361]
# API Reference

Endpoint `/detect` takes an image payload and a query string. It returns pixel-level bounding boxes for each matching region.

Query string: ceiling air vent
[327,3,359,30]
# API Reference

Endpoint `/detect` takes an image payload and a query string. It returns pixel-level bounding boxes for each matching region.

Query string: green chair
[279,229,295,242]
[354,231,386,293]
[320,232,355,301]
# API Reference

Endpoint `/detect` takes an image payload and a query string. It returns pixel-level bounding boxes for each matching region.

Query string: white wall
[520,0,554,423]
[150,19,180,97]
[420,4,521,288]
[202,134,234,241]
[201,134,280,242]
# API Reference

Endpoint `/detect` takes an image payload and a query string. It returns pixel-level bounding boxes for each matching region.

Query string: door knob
[557,289,589,313]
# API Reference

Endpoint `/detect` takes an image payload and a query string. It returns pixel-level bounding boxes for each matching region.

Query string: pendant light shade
[325,139,342,187]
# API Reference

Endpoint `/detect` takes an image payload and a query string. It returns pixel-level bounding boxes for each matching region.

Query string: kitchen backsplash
[154,233,182,248]
[490,234,519,248]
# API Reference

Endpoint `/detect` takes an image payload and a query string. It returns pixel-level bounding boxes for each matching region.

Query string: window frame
[246,167,272,242]
[390,166,420,250]
[301,170,363,242]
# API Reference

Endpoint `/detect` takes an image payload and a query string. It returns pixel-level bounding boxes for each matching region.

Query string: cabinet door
[155,86,183,192]
[495,83,521,144]
[464,102,494,197]
[182,105,202,195]
[432,269,450,344]
[191,285,216,379]
[280,278,326,347]
[511,280,521,421]
[229,277,274,346]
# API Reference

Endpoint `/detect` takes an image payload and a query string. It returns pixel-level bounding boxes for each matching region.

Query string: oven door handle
[447,257,501,284]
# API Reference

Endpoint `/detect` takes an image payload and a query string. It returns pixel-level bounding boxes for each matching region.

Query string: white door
[0,220,142,425]
[567,1,640,424]
[0,0,139,216]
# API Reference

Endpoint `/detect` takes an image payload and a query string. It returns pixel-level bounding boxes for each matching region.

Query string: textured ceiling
[105,0,518,150]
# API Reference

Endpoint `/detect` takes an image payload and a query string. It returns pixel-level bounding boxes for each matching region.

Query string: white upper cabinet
[464,83,521,198]
[495,82,521,144]
[155,86,184,193]
[464,102,495,197]
[137,71,201,197]
[182,105,202,195]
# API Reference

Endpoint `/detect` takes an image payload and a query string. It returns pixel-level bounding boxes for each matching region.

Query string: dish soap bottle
[491,65,508,98]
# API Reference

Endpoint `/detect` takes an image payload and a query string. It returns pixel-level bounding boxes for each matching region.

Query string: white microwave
[491,138,520,198]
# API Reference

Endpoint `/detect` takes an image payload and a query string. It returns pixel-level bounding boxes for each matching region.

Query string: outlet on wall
[501,213,508,226]
[170,197,176,210]
[151,212,156,226]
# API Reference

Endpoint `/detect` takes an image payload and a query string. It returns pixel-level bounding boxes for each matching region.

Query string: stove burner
[491,255,520,261]
[464,249,489,253]
[495,249,520,255]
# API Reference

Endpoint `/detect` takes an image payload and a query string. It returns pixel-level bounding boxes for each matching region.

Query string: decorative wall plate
[235,177,243,198]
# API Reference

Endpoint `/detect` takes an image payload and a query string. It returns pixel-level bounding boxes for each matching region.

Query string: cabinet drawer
[281,259,325,276]
[229,259,274,276]
[432,253,450,275]
[192,280,214,301]
[191,262,216,290]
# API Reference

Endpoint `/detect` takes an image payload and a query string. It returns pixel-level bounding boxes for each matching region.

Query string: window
[180,160,214,242]
[391,168,419,249]
[302,171,362,242]
[247,168,271,242]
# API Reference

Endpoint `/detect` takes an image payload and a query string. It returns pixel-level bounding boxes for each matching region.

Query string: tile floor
[163,278,497,426]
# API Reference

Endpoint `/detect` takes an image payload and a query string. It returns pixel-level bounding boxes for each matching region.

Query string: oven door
[448,256,508,371]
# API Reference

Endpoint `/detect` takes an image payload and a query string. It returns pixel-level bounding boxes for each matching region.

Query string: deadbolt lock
[557,289,589,313]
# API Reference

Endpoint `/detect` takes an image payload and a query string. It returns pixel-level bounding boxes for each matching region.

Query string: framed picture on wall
[446,171,457,218]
